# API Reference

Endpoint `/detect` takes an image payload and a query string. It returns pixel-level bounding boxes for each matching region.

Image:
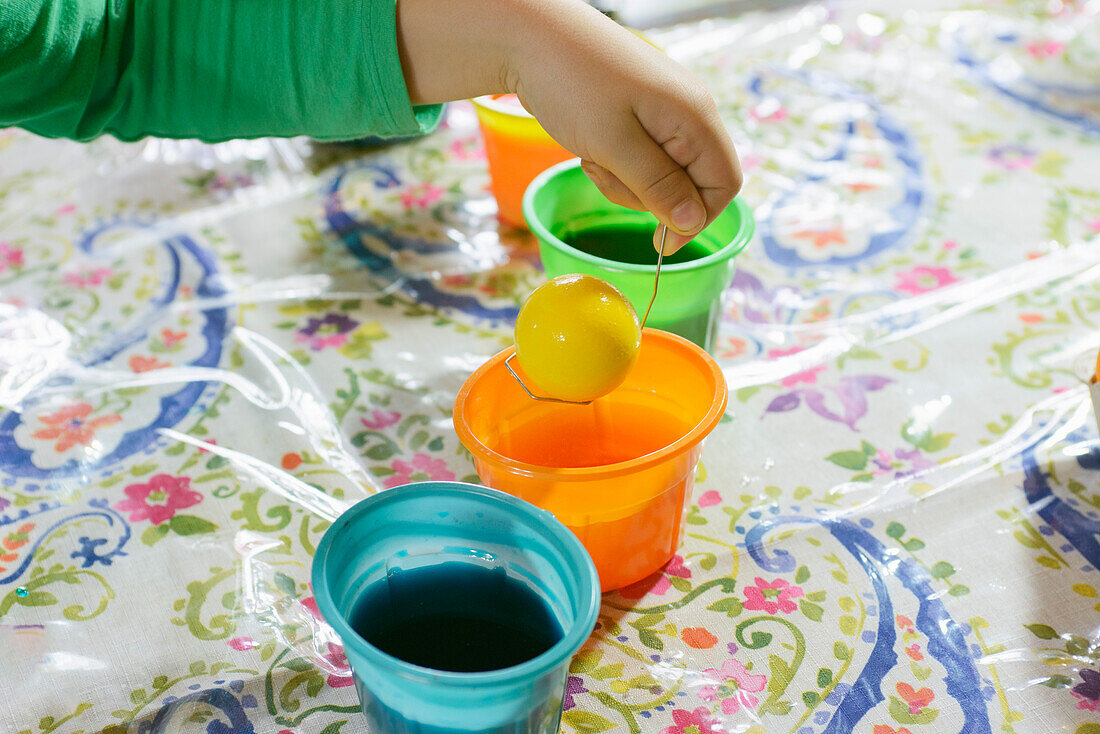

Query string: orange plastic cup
[454,329,728,591]
[472,95,574,228]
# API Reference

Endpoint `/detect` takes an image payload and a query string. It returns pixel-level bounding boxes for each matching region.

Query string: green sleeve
[0,0,443,142]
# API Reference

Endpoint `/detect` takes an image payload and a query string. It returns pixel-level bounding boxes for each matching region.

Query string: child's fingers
[605,123,708,254]
[636,95,743,253]
[580,160,645,211]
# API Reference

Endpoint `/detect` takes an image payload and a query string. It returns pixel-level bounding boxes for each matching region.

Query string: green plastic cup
[523,159,754,352]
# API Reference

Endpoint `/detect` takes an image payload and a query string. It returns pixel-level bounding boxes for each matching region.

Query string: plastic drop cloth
[3,0,1100,731]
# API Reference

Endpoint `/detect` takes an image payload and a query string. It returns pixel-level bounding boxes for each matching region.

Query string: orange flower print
[905,644,923,661]
[793,225,846,249]
[681,627,718,649]
[873,726,913,734]
[896,682,935,716]
[31,402,122,453]
[129,355,170,373]
[0,523,35,570]
[160,328,187,347]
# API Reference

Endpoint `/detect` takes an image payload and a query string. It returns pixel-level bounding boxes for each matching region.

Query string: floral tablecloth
[3,1,1100,732]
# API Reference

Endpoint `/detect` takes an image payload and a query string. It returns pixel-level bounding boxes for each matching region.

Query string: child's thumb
[610,130,707,253]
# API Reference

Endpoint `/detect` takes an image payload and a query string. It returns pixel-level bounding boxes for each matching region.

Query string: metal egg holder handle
[505,225,667,405]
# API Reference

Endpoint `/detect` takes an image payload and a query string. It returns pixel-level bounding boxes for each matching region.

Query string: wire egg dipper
[505,225,667,405]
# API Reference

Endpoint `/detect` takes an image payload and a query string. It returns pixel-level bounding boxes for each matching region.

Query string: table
[3,1,1099,732]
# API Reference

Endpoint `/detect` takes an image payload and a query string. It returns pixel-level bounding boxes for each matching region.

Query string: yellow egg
[514,274,641,402]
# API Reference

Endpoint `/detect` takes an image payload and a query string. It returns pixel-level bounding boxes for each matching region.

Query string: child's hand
[506,1,742,254]
[397,0,742,254]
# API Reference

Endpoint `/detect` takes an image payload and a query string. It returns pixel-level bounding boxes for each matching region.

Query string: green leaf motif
[833,642,852,661]
[15,590,56,607]
[1039,674,1073,689]
[707,597,743,617]
[169,515,218,536]
[590,663,624,681]
[570,649,603,674]
[320,722,348,734]
[1024,623,1059,641]
[767,654,794,694]
[888,695,939,725]
[838,614,858,636]
[141,524,171,546]
[794,565,810,584]
[930,561,955,579]
[800,600,824,622]
[560,710,616,733]
[803,691,820,707]
[826,450,869,471]
[885,521,906,539]
[817,667,834,688]
[273,572,297,597]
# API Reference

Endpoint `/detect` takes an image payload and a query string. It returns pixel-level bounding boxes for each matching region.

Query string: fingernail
[671,199,705,234]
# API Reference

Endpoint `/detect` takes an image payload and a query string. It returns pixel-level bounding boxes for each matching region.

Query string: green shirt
[0,0,442,142]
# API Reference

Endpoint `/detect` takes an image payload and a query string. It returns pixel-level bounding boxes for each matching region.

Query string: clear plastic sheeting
[3,0,1100,732]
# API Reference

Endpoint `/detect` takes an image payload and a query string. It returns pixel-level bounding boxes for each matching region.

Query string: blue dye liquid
[349,562,567,733]
[350,562,563,673]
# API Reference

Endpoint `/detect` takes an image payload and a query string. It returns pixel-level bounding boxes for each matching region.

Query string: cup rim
[311,481,601,687]
[453,329,729,480]
[522,158,755,274]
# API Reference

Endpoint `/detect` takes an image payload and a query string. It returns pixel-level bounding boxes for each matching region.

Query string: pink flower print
[384,453,456,488]
[0,242,25,273]
[1087,218,1100,234]
[894,265,959,296]
[300,595,322,621]
[31,402,122,453]
[662,707,723,734]
[1025,40,1065,59]
[399,182,445,209]
[114,474,202,525]
[743,576,804,615]
[740,153,765,171]
[665,554,692,579]
[63,267,111,288]
[768,346,826,387]
[361,410,401,431]
[987,143,1036,171]
[618,555,691,599]
[228,637,257,651]
[942,239,958,250]
[749,100,788,123]
[699,658,768,715]
[321,643,354,687]
[449,137,484,161]
[697,490,722,507]
[55,203,76,216]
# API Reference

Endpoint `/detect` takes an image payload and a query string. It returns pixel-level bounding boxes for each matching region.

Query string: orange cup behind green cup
[454,329,728,592]
[472,95,574,228]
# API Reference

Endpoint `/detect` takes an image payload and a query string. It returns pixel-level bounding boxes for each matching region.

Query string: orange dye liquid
[491,402,690,468]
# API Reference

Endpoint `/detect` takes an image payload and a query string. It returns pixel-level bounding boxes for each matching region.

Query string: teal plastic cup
[523,158,754,352]
[311,482,600,734]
